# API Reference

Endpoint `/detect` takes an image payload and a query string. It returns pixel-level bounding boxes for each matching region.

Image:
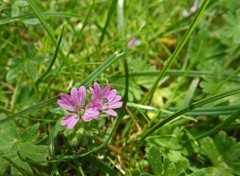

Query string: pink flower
[57,86,100,129]
[189,0,198,13]
[88,82,123,116]
[128,38,137,47]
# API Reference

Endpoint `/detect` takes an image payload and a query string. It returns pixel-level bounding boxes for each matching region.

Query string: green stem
[139,88,240,142]
[194,108,240,140]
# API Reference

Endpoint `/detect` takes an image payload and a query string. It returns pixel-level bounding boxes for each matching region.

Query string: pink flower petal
[103,109,117,116]
[94,82,102,99]
[60,94,75,106]
[84,108,100,119]
[57,99,75,111]
[107,89,117,102]
[70,86,86,107]
[102,85,111,97]
[128,38,137,47]
[89,87,97,101]
[61,114,79,129]
[78,86,86,106]
[87,102,101,110]
[110,95,122,103]
[82,115,93,122]
[108,102,123,109]
[70,87,78,105]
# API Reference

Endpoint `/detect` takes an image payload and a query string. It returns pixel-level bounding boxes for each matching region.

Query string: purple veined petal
[57,99,75,111]
[84,108,100,119]
[78,86,86,106]
[107,89,117,102]
[61,114,76,125]
[89,87,97,101]
[108,102,123,109]
[102,85,111,97]
[82,115,93,122]
[61,114,79,129]
[60,94,75,107]
[86,102,101,110]
[109,95,122,103]
[70,87,79,105]
[103,109,117,116]
[93,82,102,99]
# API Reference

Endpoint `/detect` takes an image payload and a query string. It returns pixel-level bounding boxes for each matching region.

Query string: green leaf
[0,157,8,175]
[25,59,39,81]
[13,0,29,8]
[200,131,240,175]
[200,137,221,166]
[11,5,20,17]
[214,132,240,175]
[189,170,208,176]
[22,18,40,26]
[0,121,18,154]
[163,161,177,176]
[20,123,39,142]
[11,156,33,175]
[0,121,48,175]
[147,146,163,175]
[224,10,240,44]
[147,146,179,176]
[6,62,25,81]
[19,142,48,162]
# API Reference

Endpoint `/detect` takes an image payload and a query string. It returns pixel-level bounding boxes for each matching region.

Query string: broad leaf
[147,146,163,175]
[6,62,25,82]
[200,131,240,175]
[20,123,39,142]
[19,142,48,162]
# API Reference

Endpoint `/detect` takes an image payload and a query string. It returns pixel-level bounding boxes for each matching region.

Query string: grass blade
[35,26,65,87]
[143,0,210,105]
[140,88,240,142]
[99,0,118,44]
[193,108,240,140]
[26,0,77,82]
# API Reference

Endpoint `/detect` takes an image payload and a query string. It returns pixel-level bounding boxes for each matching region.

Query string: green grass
[1,0,240,175]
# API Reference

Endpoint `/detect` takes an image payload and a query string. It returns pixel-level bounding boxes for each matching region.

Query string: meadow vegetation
[1,0,240,175]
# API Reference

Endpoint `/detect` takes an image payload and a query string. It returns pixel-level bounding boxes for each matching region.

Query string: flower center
[98,98,108,105]
[97,98,109,110]
[74,104,84,114]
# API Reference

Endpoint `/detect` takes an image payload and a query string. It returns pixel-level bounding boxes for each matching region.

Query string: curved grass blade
[41,0,96,98]
[139,88,240,142]
[65,0,95,59]
[0,96,58,124]
[0,12,110,38]
[128,102,239,116]
[99,0,118,44]
[110,70,240,82]
[26,0,77,82]
[143,0,210,105]
[193,108,240,140]
[35,26,64,87]
[80,51,124,86]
